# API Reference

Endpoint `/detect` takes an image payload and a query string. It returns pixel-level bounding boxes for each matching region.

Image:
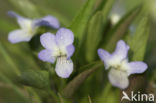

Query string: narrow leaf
[0,42,20,76]
[70,0,95,44]
[96,83,119,103]
[127,16,149,61]
[0,73,30,103]
[62,62,103,98]
[88,95,93,103]
[8,0,40,17]
[123,15,149,98]
[102,6,141,52]
[85,11,103,62]
[94,0,115,23]
[0,17,16,32]
[20,70,50,89]
[102,0,115,23]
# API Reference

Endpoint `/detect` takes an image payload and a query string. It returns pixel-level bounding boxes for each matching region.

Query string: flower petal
[36,15,60,29]
[112,40,129,60]
[8,11,20,18]
[108,68,129,89]
[56,28,74,47]
[40,32,58,50]
[127,61,148,75]
[55,57,73,78]
[8,11,32,29]
[18,17,32,30]
[38,49,56,63]
[8,30,32,43]
[66,44,75,59]
[98,48,111,69]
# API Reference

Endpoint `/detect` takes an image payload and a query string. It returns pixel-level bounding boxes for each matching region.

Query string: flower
[38,28,75,78]
[8,11,60,44]
[97,40,148,89]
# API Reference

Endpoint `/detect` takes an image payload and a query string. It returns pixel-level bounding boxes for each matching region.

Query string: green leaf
[151,70,156,83]
[0,18,17,33]
[102,0,115,23]
[123,14,149,95]
[94,0,115,23]
[20,70,50,89]
[25,87,42,103]
[85,11,103,62]
[62,62,103,98]
[0,73,30,103]
[0,41,42,82]
[96,83,119,103]
[127,16,149,61]
[70,0,96,45]
[88,95,93,103]
[85,0,115,62]
[1,40,41,70]
[58,93,72,103]
[8,0,40,17]
[102,5,141,52]
[0,84,30,103]
[0,42,20,78]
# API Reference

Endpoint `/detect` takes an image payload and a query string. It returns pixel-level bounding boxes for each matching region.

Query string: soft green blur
[0,0,156,103]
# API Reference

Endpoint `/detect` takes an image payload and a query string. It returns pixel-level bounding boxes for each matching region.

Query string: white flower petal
[8,30,32,43]
[8,11,37,38]
[112,40,129,61]
[127,61,148,76]
[108,68,129,89]
[16,16,33,30]
[55,57,73,78]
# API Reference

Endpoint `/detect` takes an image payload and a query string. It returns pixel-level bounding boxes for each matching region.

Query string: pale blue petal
[98,48,111,61]
[98,48,111,69]
[8,11,32,29]
[8,11,20,18]
[66,44,75,59]
[127,61,148,75]
[112,40,129,60]
[108,69,129,89]
[56,28,74,47]
[36,15,60,29]
[40,32,57,50]
[8,30,32,43]
[55,57,73,78]
[38,49,56,63]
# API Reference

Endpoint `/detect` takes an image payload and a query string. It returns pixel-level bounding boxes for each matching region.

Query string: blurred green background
[0,0,156,103]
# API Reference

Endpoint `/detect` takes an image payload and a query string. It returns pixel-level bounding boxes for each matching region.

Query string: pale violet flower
[8,11,60,44]
[98,40,148,89]
[38,28,75,78]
